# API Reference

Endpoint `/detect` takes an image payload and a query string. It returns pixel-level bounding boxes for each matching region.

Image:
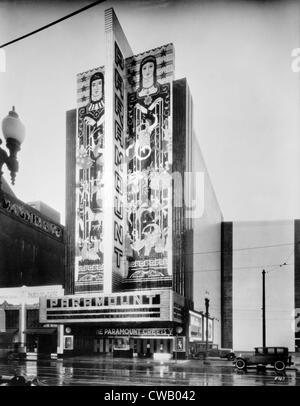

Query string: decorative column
[19,286,27,354]
[57,324,64,358]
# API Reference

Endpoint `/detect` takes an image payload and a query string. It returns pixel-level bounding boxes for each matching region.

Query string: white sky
[0,0,299,224]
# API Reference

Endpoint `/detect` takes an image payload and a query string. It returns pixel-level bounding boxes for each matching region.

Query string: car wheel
[227,353,235,361]
[274,360,286,372]
[235,358,247,370]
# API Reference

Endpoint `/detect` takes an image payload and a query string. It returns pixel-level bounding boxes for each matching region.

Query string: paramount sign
[47,293,160,309]
[40,290,172,323]
[96,328,173,336]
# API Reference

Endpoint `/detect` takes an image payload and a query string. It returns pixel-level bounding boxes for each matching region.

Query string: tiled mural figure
[75,67,105,292]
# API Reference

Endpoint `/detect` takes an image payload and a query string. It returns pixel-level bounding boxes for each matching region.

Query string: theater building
[39,8,222,359]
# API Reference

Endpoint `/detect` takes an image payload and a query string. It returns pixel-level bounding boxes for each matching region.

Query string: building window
[26,309,40,328]
[5,310,19,329]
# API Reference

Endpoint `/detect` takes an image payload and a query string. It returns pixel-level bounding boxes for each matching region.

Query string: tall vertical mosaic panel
[124,43,174,288]
[75,67,105,293]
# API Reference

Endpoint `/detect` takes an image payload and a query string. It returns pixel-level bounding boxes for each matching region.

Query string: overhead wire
[179,241,297,256]
[0,0,106,49]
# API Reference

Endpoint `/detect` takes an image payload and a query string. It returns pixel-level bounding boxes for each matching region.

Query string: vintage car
[208,347,236,360]
[234,347,293,372]
[221,349,236,360]
[190,344,235,360]
[0,374,47,386]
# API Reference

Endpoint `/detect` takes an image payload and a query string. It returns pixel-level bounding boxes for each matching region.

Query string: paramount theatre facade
[40,8,220,359]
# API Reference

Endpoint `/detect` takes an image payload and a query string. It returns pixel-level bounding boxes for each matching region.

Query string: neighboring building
[27,201,61,224]
[191,136,223,347]
[0,285,64,360]
[0,181,65,359]
[40,8,222,360]
[0,191,64,288]
[222,220,297,352]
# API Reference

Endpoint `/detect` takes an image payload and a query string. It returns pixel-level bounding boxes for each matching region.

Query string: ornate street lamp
[0,106,25,191]
[175,325,183,363]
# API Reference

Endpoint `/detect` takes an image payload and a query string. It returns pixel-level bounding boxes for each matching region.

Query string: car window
[267,348,275,354]
[256,348,264,354]
[276,348,285,354]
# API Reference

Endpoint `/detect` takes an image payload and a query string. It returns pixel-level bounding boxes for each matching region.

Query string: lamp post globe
[0,106,25,188]
[2,106,26,145]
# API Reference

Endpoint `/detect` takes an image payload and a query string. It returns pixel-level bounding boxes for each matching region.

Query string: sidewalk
[60,354,235,369]
[16,352,300,370]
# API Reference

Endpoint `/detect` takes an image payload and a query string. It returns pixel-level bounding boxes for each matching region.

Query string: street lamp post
[262,269,266,348]
[205,297,209,352]
[0,106,25,192]
[175,326,183,363]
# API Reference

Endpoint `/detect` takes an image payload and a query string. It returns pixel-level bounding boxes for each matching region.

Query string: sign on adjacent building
[189,311,214,343]
[0,286,64,307]
[189,311,203,342]
[0,194,63,241]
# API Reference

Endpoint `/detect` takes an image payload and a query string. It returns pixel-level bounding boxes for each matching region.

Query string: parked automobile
[0,374,47,386]
[206,347,236,360]
[234,347,293,372]
[191,346,235,360]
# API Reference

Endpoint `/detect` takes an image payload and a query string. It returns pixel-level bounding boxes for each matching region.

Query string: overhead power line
[177,263,293,274]
[267,249,295,273]
[180,241,296,256]
[0,0,106,49]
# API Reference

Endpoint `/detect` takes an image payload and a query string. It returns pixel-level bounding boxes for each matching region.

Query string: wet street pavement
[0,356,299,386]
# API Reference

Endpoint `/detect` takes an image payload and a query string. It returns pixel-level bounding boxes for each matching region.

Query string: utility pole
[262,269,266,347]
[205,297,209,352]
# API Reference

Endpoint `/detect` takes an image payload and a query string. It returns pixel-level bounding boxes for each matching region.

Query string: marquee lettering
[114,145,124,170]
[115,68,124,99]
[115,42,124,70]
[114,247,123,267]
[114,222,123,245]
[47,293,159,309]
[114,121,123,147]
[114,171,123,195]
[112,40,126,270]
[115,94,124,128]
[114,196,123,220]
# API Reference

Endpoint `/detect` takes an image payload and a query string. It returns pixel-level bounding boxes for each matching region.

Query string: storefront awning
[0,329,18,343]
[1,329,18,335]
[24,328,57,335]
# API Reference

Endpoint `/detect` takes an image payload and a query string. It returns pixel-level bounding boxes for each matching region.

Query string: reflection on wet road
[0,357,298,386]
